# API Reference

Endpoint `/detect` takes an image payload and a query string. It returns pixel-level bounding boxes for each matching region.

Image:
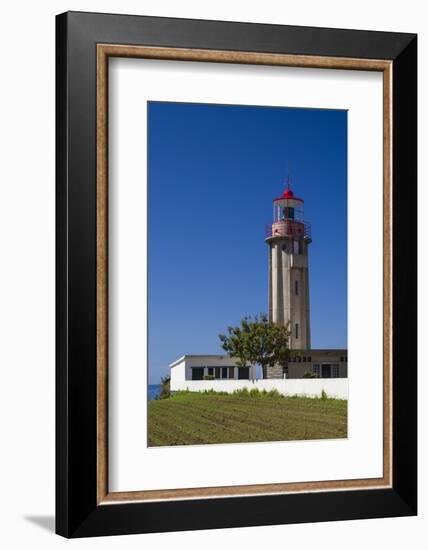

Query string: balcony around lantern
[265,219,312,242]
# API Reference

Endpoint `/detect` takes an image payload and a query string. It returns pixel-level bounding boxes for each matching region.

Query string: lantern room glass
[273,199,304,223]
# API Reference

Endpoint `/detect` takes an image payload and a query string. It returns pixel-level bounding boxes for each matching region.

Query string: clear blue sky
[148,102,347,384]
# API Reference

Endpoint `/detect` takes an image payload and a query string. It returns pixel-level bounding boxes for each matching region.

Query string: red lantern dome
[273,184,303,204]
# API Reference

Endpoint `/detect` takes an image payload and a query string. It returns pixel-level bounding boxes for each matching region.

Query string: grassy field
[148,391,347,446]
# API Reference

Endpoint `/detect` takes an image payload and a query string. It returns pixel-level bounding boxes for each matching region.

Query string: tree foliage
[219,314,291,377]
[158,375,171,399]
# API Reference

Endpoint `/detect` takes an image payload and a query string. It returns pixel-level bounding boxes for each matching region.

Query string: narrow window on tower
[295,323,299,339]
[295,280,299,295]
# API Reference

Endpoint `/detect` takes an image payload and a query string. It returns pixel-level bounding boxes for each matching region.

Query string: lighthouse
[265,181,312,351]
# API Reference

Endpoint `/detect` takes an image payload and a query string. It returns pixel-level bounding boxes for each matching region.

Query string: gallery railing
[265,220,311,240]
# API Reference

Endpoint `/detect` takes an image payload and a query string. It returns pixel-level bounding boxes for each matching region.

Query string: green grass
[148,391,347,446]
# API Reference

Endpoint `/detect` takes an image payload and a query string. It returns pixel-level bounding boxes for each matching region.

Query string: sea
[148,384,161,401]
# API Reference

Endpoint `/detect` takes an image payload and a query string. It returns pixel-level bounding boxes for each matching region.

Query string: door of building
[321,364,332,378]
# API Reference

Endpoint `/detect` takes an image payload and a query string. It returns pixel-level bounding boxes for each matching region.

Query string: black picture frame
[56,11,417,538]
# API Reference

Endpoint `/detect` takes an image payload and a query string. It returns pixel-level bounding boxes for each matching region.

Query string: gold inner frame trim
[96,44,393,505]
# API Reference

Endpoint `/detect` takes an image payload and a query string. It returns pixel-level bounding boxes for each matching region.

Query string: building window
[295,323,299,339]
[238,367,250,380]
[215,367,221,379]
[283,364,288,377]
[302,356,306,362]
[332,364,340,378]
[192,367,204,380]
[307,356,312,362]
[221,367,228,379]
[207,367,213,376]
[228,367,235,379]
[295,280,299,296]
[313,364,320,377]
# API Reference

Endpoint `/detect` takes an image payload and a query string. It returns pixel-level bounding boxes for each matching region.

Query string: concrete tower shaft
[265,184,312,350]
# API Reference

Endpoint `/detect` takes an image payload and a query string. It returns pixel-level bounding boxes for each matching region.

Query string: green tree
[158,375,171,399]
[219,314,291,379]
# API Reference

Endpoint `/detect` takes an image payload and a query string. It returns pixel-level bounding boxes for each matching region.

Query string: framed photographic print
[56,11,417,538]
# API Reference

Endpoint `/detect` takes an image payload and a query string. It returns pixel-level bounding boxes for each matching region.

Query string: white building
[170,355,348,399]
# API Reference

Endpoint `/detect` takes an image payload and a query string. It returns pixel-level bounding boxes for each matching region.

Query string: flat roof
[169,350,348,368]
[169,354,235,368]
[295,349,348,353]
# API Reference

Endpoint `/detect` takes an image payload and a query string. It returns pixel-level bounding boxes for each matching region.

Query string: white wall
[0,1,425,549]
[170,359,186,387]
[171,378,348,399]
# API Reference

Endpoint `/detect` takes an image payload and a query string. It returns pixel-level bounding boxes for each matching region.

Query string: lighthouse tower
[265,181,312,351]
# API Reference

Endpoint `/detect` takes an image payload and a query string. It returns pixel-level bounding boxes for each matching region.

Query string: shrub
[233,388,282,398]
[202,388,227,395]
[203,374,215,380]
[320,389,328,400]
[266,388,281,398]
[303,372,318,378]
[158,375,171,399]
[233,388,249,397]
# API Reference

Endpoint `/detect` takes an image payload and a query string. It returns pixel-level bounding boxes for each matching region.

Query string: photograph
[147,101,348,446]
